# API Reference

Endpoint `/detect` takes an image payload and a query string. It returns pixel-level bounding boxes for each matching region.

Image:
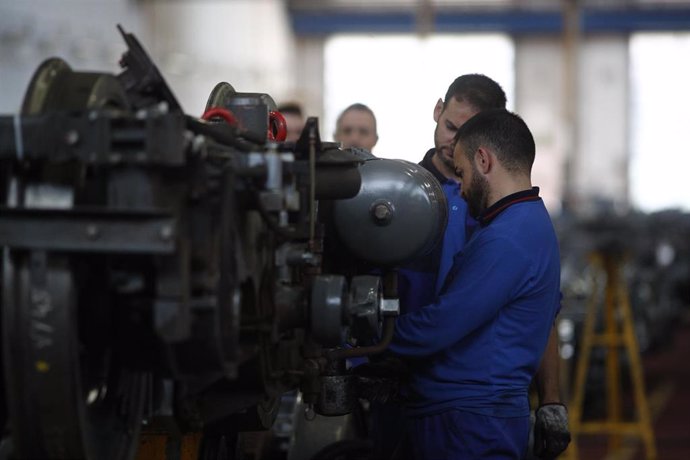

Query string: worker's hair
[454,109,535,175]
[444,74,507,111]
[335,103,378,134]
[277,102,304,116]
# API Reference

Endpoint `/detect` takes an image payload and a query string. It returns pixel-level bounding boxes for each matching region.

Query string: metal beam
[291,8,690,35]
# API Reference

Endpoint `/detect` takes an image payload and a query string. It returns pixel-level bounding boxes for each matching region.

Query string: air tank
[331,156,448,266]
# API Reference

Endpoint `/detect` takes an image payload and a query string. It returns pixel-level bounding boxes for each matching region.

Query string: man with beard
[398,74,506,311]
[388,109,562,459]
[367,75,568,460]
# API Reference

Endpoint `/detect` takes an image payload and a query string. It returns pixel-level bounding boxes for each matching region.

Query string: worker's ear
[433,98,443,123]
[474,147,493,174]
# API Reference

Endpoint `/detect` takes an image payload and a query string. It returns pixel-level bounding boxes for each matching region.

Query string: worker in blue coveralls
[389,108,561,459]
[367,75,569,460]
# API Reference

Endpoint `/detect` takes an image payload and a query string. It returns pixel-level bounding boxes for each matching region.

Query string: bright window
[324,34,514,163]
[630,33,690,212]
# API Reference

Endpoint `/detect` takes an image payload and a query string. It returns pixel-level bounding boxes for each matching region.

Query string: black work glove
[352,355,409,404]
[533,403,571,459]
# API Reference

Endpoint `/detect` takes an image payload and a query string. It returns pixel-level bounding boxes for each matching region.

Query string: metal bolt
[373,204,391,220]
[380,298,400,316]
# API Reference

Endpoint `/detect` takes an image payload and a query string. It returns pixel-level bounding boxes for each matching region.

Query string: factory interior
[1,0,690,459]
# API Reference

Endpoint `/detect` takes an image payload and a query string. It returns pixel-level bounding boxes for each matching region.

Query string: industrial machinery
[556,210,690,421]
[0,26,446,460]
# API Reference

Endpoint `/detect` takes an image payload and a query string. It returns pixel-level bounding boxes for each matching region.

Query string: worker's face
[283,112,305,143]
[434,97,479,173]
[335,109,378,151]
[454,142,489,219]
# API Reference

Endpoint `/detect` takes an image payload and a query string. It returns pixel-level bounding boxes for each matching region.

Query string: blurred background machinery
[557,211,690,401]
[554,210,690,459]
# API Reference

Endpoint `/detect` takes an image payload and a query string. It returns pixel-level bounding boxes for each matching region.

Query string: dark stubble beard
[464,166,490,219]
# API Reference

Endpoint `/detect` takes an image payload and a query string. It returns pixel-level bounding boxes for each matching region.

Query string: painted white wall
[515,37,568,213]
[0,0,296,115]
[518,35,637,215]
[291,37,325,123]
[142,0,297,115]
[0,0,144,112]
[574,35,630,215]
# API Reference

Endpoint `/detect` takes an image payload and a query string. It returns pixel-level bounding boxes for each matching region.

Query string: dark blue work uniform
[397,148,477,314]
[390,188,561,459]
[372,149,476,459]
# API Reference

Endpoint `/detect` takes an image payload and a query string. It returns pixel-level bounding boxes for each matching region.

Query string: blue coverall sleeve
[389,235,532,357]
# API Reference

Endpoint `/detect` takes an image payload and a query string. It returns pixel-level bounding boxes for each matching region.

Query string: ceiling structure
[289,0,690,11]
[287,0,690,35]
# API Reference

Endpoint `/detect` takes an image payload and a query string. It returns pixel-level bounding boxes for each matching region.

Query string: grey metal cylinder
[316,375,356,416]
[332,158,447,266]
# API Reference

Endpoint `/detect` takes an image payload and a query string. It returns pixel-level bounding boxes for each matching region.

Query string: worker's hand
[352,355,408,404]
[533,403,571,459]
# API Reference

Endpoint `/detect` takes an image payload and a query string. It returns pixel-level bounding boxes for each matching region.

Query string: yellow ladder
[566,251,656,459]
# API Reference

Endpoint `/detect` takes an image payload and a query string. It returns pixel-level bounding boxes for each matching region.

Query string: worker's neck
[487,176,533,208]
